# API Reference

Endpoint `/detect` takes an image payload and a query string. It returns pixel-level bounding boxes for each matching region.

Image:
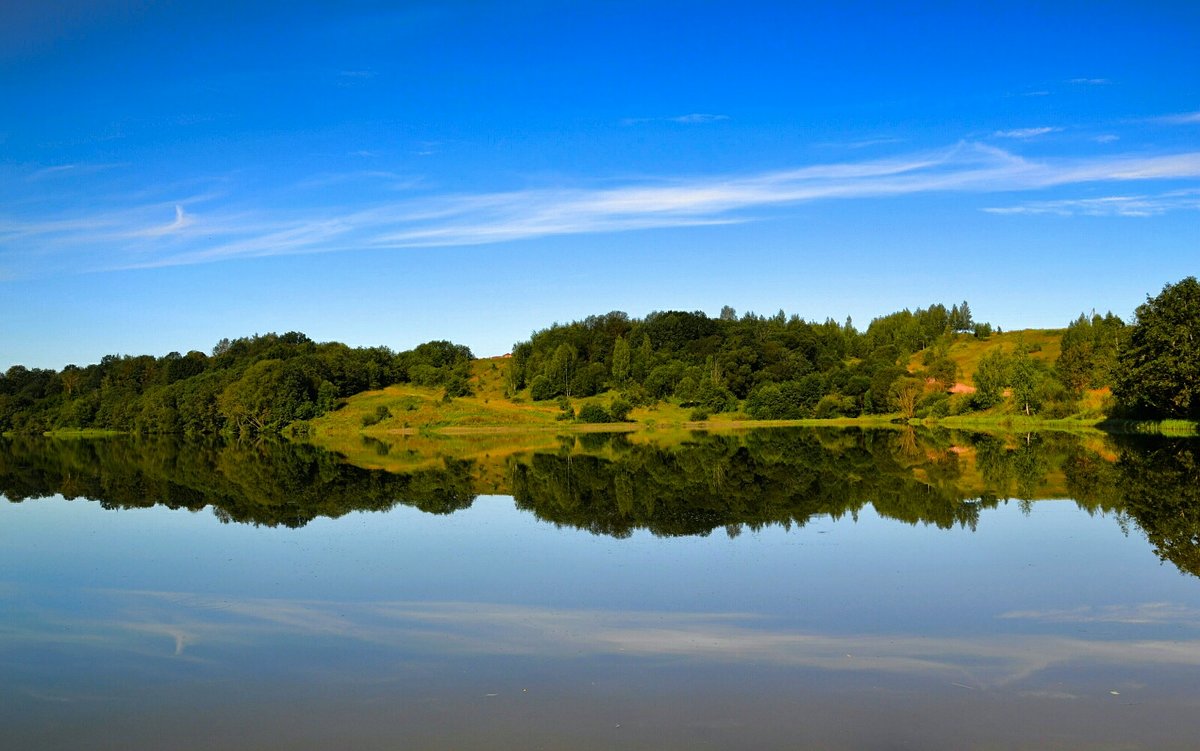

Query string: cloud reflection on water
[9,588,1199,695]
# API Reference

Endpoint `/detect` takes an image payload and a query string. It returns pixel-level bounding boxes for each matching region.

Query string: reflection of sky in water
[4,494,1200,749]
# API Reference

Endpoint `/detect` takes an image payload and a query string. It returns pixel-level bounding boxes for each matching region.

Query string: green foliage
[361,405,392,427]
[1114,276,1200,420]
[611,335,631,384]
[555,396,575,421]
[576,403,613,423]
[972,349,1010,409]
[916,391,950,418]
[1009,352,1042,416]
[889,376,926,418]
[814,393,858,418]
[1056,311,1128,393]
[507,341,533,392]
[608,398,632,422]
[746,377,824,419]
[570,361,607,398]
[1036,383,1077,419]
[618,383,653,408]
[949,300,974,333]
[547,343,578,396]
[0,332,473,436]
[866,366,907,414]
[529,375,556,401]
[926,357,958,391]
[947,393,974,416]
[861,303,960,355]
[645,362,685,399]
[510,301,989,422]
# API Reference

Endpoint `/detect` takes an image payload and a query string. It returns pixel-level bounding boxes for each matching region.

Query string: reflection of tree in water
[4,430,1199,579]
[0,435,476,527]
[974,433,1051,501]
[892,427,922,465]
[510,429,998,537]
[1108,437,1200,578]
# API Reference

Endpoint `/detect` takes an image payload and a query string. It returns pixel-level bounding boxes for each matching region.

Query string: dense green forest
[2,276,1196,434]
[0,332,473,435]
[509,300,997,419]
[510,277,1197,422]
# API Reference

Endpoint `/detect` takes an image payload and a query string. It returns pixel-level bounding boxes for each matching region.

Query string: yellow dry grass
[909,329,1064,385]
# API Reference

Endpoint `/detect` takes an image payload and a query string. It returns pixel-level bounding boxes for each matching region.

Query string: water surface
[2,429,1199,749]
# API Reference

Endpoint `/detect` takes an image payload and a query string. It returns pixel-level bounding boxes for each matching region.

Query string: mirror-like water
[2,429,1199,750]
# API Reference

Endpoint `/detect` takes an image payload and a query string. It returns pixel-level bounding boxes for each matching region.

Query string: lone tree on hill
[1114,276,1200,420]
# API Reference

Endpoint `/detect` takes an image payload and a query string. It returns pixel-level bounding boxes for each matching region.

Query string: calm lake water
[2,429,1199,750]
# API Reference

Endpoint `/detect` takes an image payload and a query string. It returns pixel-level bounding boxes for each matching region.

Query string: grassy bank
[39,428,127,438]
[1095,418,1199,436]
[295,352,1192,445]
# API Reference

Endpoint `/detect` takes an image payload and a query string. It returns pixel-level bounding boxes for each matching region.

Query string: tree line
[2,276,1195,434]
[0,333,474,435]
[509,277,1198,422]
[509,301,985,420]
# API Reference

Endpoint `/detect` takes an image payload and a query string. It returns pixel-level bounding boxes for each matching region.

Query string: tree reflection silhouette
[1,429,1197,578]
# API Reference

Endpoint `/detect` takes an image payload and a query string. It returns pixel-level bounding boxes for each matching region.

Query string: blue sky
[2,1,1198,369]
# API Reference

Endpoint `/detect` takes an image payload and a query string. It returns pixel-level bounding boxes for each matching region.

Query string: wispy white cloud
[26,162,125,181]
[983,189,1200,217]
[413,140,442,156]
[816,137,907,150]
[1068,78,1111,85]
[1155,111,1200,125]
[133,204,194,237]
[4,142,1200,274]
[993,127,1061,139]
[1094,134,1119,143]
[621,113,730,125]
[294,170,421,191]
[29,164,76,179]
[669,113,729,124]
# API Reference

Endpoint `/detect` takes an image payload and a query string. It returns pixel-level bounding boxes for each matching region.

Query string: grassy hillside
[294,317,1190,442]
[299,329,1145,446]
[906,329,1063,386]
[303,357,562,437]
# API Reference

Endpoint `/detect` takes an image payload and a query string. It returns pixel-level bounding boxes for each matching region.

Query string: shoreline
[11,415,1196,440]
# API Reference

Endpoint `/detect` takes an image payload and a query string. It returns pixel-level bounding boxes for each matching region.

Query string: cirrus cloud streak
[3,142,1200,276]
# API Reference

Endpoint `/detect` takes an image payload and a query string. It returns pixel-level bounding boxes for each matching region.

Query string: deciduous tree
[1114,277,1200,419]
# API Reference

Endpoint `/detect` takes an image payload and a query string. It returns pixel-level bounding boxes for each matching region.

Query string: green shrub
[619,384,653,407]
[609,398,632,422]
[530,375,557,401]
[360,404,392,426]
[814,394,857,418]
[916,391,950,418]
[577,403,613,423]
[948,393,974,416]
